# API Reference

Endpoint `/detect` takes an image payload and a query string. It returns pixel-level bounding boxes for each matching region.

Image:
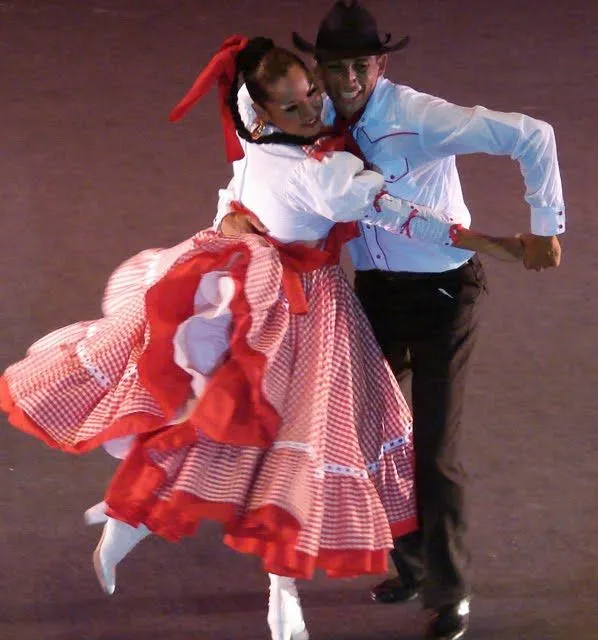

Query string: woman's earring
[251,120,266,140]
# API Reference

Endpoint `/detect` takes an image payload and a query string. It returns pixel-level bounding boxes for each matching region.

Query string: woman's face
[255,64,324,137]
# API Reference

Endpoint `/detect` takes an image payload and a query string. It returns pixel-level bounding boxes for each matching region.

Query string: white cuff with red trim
[368,194,457,246]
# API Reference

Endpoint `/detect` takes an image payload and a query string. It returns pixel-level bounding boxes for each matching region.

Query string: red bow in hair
[169,35,249,163]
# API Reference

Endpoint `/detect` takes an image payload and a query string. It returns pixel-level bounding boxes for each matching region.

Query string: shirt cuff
[530,206,566,235]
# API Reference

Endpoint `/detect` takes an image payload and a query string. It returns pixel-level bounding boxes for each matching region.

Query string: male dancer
[218,3,565,638]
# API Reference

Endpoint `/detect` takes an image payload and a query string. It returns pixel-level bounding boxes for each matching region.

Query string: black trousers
[354,257,487,609]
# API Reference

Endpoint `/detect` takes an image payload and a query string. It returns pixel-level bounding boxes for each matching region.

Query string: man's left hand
[520,234,562,270]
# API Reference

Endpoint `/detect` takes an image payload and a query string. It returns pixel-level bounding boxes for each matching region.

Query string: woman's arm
[288,153,525,261]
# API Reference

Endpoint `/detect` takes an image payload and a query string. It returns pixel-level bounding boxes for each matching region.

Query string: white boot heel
[93,517,151,595]
[267,574,309,640]
[84,500,109,525]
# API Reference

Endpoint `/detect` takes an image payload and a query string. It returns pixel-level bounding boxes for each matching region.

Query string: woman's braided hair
[227,37,323,147]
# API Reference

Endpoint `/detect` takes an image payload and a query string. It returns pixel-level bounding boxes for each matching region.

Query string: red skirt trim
[0,375,163,453]
[104,440,416,578]
[136,240,281,450]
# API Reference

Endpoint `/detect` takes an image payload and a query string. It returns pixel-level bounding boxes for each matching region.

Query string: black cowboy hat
[292,0,409,62]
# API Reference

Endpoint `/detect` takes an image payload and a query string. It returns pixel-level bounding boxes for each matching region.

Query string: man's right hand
[219,211,269,237]
[519,234,562,271]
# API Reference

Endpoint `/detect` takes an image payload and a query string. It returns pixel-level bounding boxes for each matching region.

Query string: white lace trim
[316,463,368,480]
[122,364,138,381]
[366,434,410,474]
[76,343,111,389]
[271,436,410,479]
[143,252,162,287]
[272,440,315,458]
[86,324,98,339]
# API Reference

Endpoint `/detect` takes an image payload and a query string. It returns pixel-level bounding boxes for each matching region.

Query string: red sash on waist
[229,201,359,314]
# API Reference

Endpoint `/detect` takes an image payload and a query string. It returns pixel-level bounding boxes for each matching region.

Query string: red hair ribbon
[169,35,249,163]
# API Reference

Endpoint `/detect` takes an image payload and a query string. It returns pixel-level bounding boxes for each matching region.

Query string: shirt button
[559,224,563,229]
[390,174,396,180]
[376,254,381,259]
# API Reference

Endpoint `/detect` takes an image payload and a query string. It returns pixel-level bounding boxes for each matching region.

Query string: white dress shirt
[321,77,565,273]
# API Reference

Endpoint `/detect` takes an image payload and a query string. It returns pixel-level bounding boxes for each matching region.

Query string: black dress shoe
[370,576,420,604]
[425,599,470,639]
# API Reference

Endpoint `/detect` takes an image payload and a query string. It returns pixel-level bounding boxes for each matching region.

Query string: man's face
[317,55,387,118]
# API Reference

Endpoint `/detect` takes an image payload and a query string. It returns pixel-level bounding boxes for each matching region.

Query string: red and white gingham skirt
[1,230,417,578]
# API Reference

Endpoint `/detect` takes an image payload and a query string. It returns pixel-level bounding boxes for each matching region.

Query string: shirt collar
[356,76,387,126]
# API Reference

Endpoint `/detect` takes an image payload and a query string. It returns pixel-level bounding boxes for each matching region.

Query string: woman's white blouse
[218,85,385,243]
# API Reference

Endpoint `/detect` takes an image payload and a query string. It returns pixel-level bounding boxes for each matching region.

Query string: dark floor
[1,1,596,639]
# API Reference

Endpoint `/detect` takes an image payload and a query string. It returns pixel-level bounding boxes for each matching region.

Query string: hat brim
[292,32,410,61]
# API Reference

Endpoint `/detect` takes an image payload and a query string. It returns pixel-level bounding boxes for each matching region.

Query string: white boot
[267,574,309,640]
[93,517,151,595]
[84,500,109,525]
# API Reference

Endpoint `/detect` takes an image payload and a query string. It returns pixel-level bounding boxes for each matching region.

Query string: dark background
[0,1,596,639]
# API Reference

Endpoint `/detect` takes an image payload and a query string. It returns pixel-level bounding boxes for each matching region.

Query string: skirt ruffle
[1,230,417,578]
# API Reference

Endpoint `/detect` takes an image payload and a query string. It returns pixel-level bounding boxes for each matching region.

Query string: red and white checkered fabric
[1,230,416,578]
[2,250,165,450]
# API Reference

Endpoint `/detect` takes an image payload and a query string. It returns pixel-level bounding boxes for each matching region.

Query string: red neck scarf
[330,102,368,162]
[305,103,367,162]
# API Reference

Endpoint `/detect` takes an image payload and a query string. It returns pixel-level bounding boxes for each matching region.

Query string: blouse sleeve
[286,150,477,248]
[285,151,385,221]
